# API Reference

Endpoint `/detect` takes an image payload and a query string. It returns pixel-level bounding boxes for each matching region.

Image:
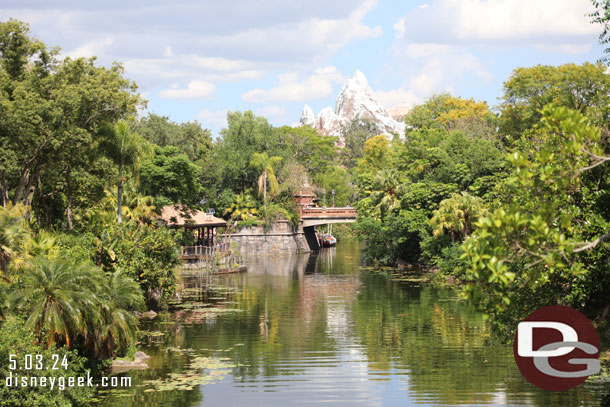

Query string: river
[97,241,606,406]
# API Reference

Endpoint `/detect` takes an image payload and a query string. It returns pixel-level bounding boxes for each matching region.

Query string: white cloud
[375,88,421,108]
[199,0,381,62]
[257,105,286,118]
[3,0,380,93]
[532,42,593,55]
[123,55,265,84]
[393,18,406,39]
[191,56,256,71]
[394,0,597,52]
[382,42,492,104]
[65,37,114,59]
[242,66,345,103]
[197,108,228,129]
[404,43,453,58]
[159,80,215,99]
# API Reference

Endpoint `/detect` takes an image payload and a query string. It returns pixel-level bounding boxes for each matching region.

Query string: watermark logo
[513,305,600,391]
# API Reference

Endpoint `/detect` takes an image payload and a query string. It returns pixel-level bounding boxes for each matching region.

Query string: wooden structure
[294,190,357,227]
[160,205,233,268]
[293,189,357,250]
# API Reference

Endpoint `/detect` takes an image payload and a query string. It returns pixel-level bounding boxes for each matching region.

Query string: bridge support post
[303,226,319,251]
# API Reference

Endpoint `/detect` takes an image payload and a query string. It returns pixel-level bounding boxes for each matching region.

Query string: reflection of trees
[97,241,603,407]
[351,274,509,405]
[350,275,603,405]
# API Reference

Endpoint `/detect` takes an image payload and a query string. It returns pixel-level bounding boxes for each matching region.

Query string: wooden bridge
[300,206,357,227]
[295,189,357,250]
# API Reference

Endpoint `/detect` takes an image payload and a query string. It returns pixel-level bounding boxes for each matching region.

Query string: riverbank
[94,241,608,407]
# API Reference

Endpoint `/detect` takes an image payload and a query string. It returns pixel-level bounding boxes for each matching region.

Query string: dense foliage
[0,318,94,407]
[2,13,610,404]
[351,64,610,349]
[354,95,504,266]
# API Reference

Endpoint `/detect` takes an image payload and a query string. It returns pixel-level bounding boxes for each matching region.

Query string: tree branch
[573,232,610,253]
[574,147,610,177]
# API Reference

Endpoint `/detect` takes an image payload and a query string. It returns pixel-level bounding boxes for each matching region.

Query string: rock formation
[300,70,405,143]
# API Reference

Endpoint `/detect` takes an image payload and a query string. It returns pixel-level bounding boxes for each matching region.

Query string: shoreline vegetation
[0,10,610,405]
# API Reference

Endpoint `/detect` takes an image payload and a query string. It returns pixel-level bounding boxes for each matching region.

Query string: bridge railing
[301,207,357,218]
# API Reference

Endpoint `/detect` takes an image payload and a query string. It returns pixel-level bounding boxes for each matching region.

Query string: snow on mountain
[299,70,405,142]
[299,104,316,127]
[316,106,347,140]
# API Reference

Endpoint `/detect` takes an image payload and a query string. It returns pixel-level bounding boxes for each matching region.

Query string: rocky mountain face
[299,70,405,144]
[387,102,412,122]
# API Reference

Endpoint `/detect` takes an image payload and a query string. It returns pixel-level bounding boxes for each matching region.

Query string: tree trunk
[23,166,38,211]
[12,165,31,204]
[117,163,123,224]
[1,170,7,207]
[263,171,267,212]
[65,165,74,230]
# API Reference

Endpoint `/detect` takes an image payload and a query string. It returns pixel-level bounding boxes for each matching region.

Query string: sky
[0,0,605,136]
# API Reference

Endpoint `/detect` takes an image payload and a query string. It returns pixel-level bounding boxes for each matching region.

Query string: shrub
[0,318,93,407]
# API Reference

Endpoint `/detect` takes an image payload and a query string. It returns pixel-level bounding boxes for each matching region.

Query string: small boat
[319,233,337,247]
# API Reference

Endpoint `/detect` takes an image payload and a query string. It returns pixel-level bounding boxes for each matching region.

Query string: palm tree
[98,270,143,357]
[0,204,30,278]
[22,231,59,259]
[7,257,103,348]
[431,192,488,242]
[224,193,258,223]
[103,121,151,225]
[371,169,401,217]
[431,204,462,243]
[250,152,282,210]
[122,183,156,224]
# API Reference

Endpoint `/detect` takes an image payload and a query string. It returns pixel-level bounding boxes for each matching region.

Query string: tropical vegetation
[1,3,610,403]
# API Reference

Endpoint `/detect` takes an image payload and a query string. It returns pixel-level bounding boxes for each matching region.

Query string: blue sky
[0,0,605,136]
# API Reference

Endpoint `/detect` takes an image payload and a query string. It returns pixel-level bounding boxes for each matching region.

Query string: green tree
[498,63,610,143]
[462,106,610,334]
[102,121,150,224]
[250,152,282,210]
[140,145,202,207]
[137,113,212,162]
[0,20,141,219]
[224,193,258,224]
[355,94,505,266]
[121,184,157,224]
[274,125,337,176]
[214,111,276,193]
[431,192,488,242]
[8,256,103,348]
[341,119,380,168]
[99,270,143,358]
[313,166,354,207]
[97,222,180,309]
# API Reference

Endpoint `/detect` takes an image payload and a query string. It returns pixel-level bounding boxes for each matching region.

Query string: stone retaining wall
[231,220,310,254]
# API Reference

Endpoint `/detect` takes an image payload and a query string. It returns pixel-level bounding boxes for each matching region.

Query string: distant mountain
[387,102,412,122]
[299,70,405,144]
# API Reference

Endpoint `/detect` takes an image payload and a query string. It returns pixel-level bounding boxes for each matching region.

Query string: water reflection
[97,242,606,407]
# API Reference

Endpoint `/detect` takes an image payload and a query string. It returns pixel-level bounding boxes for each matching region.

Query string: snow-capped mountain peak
[300,104,316,127]
[300,70,405,142]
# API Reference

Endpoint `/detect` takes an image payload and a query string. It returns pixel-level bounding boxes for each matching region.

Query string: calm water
[98,241,607,406]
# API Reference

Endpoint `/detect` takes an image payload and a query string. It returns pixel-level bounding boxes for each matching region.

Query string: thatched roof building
[160,205,226,229]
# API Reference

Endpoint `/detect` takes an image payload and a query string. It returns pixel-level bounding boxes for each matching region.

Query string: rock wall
[231,220,311,255]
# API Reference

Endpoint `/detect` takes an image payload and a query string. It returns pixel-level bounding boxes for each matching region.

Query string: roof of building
[160,205,227,228]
